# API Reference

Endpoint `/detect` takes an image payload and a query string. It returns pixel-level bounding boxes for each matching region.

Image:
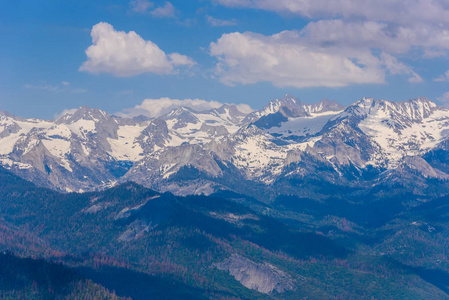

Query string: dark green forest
[1,166,449,299]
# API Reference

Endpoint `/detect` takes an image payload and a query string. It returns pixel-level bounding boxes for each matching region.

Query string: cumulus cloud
[210,31,391,88]
[209,18,426,88]
[209,0,449,87]
[214,0,449,25]
[168,53,196,68]
[234,103,253,114]
[301,19,449,57]
[214,1,449,56]
[79,22,195,77]
[206,15,237,26]
[117,97,253,118]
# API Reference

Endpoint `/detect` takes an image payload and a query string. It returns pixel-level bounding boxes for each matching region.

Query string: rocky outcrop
[2,96,449,199]
[214,254,295,294]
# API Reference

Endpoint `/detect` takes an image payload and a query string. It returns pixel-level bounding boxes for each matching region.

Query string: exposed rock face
[403,156,449,180]
[214,254,295,294]
[2,96,449,200]
[0,103,247,192]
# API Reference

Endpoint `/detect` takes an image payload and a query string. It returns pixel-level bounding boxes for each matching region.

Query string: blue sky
[1,0,449,119]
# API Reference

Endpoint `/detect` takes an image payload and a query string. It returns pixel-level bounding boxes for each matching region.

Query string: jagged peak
[213,104,248,121]
[164,106,196,117]
[281,94,299,103]
[413,96,434,103]
[337,96,444,125]
[355,96,437,108]
[0,110,17,122]
[261,95,306,118]
[405,96,438,108]
[0,110,13,118]
[0,110,32,122]
[340,98,393,120]
[272,94,301,107]
[304,98,345,114]
[56,105,111,124]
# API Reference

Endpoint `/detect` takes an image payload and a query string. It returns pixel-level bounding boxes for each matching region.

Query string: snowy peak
[261,95,344,117]
[304,98,345,115]
[321,97,449,168]
[56,105,112,125]
[54,106,121,142]
[212,104,247,124]
[267,94,308,118]
[153,104,248,147]
[399,97,439,121]
[244,95,303,122]
[0,110,17,119]
[248,96,345,127]
[340,97,442,125]
[2,95,449,196]
[252,97,344,133]
[165,106,196,119]
[163,106,200,130]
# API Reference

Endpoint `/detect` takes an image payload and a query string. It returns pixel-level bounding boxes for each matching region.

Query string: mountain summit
[1,96,449,200]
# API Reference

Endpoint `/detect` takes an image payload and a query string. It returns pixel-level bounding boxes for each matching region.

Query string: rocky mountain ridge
[2,95,449,200]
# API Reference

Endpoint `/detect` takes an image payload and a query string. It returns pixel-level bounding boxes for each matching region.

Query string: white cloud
[437,91,449,106]
[234,103,253,114]
[208,16,426,88]
[168,53,196,67]
[62,81,70,86]
[301,19,449,56]
[211,0,449,87]
[130,0,154,13]
[434,70,449,82]
[54,108,78,120]
[210,31,388,88]
[130,1,176,18]
[214,1,449,55]
[380,53,422,83]
[150,2,176,18]
[117,97,253,118]
[79,22,195,77]
[206,15,237,26]
[214,0,449,26]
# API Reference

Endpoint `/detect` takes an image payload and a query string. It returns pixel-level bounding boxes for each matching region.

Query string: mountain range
[2,95,449,201]
[1,165,448,299]
[3,95,449,298]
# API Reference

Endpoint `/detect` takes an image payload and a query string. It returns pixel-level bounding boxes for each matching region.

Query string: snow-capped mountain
[0,103,248,192]
[2,95,449,199]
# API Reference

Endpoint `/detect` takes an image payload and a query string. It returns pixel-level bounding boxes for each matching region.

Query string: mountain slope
[1,95,449,202]
[0,252,125,300]
[1,167,448,299]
